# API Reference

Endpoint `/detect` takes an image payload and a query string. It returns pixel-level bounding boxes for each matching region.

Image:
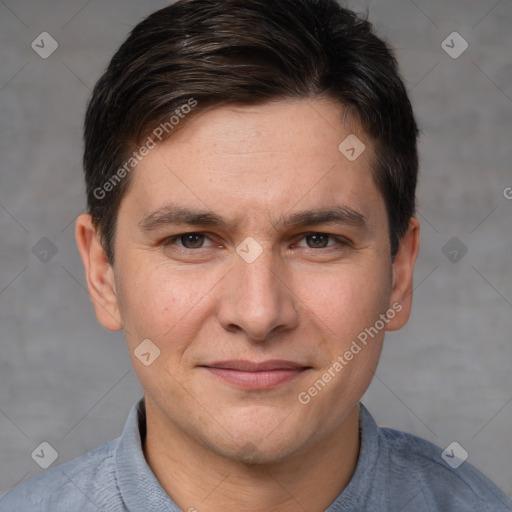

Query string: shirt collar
[115,398,181,511]
[326,403,381,511]
[114,399,379,511]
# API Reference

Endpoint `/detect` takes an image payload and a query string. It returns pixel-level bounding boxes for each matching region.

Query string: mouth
[200,360,312,390]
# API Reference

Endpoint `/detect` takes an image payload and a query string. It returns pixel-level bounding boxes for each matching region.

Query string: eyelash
[161,232,350,252]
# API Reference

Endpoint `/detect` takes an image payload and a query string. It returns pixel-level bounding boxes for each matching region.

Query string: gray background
[1,0,511,499]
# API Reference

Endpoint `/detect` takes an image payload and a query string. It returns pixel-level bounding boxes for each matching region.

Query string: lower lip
[204,367,308,390]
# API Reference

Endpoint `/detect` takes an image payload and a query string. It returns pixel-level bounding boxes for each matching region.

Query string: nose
[216,246,299,342]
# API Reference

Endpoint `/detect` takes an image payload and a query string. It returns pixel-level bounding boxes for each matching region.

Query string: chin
[212,435,306,466]
[201,409,314,465]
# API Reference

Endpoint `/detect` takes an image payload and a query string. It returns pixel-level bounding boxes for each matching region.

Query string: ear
[386,217,420,331]
[75,214,122,331]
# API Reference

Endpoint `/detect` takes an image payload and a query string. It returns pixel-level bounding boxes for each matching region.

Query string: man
[1,0,510,510]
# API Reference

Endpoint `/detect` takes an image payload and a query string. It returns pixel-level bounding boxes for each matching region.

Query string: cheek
[115,259,216,345]
[297,261,392,335]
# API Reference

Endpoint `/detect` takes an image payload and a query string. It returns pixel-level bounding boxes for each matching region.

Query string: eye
[295,233,348,249]
[163,233,215,249]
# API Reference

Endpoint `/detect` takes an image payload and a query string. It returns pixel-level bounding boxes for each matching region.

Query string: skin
[76,97,420,512]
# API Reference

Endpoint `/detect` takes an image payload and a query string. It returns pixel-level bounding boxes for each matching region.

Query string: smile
[200,360,311,390]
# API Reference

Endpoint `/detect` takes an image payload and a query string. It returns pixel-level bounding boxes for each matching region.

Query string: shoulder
[0,438,123,512]
[377,424,512,511]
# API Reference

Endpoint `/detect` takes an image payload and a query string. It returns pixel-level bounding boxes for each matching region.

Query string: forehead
[124,98,381,224]
[159,98,365,162]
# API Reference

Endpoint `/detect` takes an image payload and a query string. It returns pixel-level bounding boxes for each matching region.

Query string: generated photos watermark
[298,302,402,405]
[93,97,198,200]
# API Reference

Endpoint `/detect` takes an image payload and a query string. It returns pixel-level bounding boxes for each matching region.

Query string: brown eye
[305,233,330,248]
[294,233,350,251]
[179,233,206,248]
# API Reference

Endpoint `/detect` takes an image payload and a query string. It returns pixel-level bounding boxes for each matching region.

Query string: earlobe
[75,214,123,331]
[386,217,420,331]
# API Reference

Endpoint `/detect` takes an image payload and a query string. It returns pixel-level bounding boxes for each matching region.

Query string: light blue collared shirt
[1,399,511,511]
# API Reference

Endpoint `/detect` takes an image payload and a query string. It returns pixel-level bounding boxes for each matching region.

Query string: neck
[143,400,360,512]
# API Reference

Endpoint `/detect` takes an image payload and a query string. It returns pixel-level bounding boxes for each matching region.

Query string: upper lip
[202,360,310,371]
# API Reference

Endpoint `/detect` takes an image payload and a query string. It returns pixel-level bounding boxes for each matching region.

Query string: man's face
[82,98,416,463]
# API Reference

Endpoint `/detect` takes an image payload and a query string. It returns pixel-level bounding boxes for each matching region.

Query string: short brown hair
[83,0,418,263]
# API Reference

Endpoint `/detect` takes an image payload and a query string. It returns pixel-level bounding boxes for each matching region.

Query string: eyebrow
[138,204,367,232]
